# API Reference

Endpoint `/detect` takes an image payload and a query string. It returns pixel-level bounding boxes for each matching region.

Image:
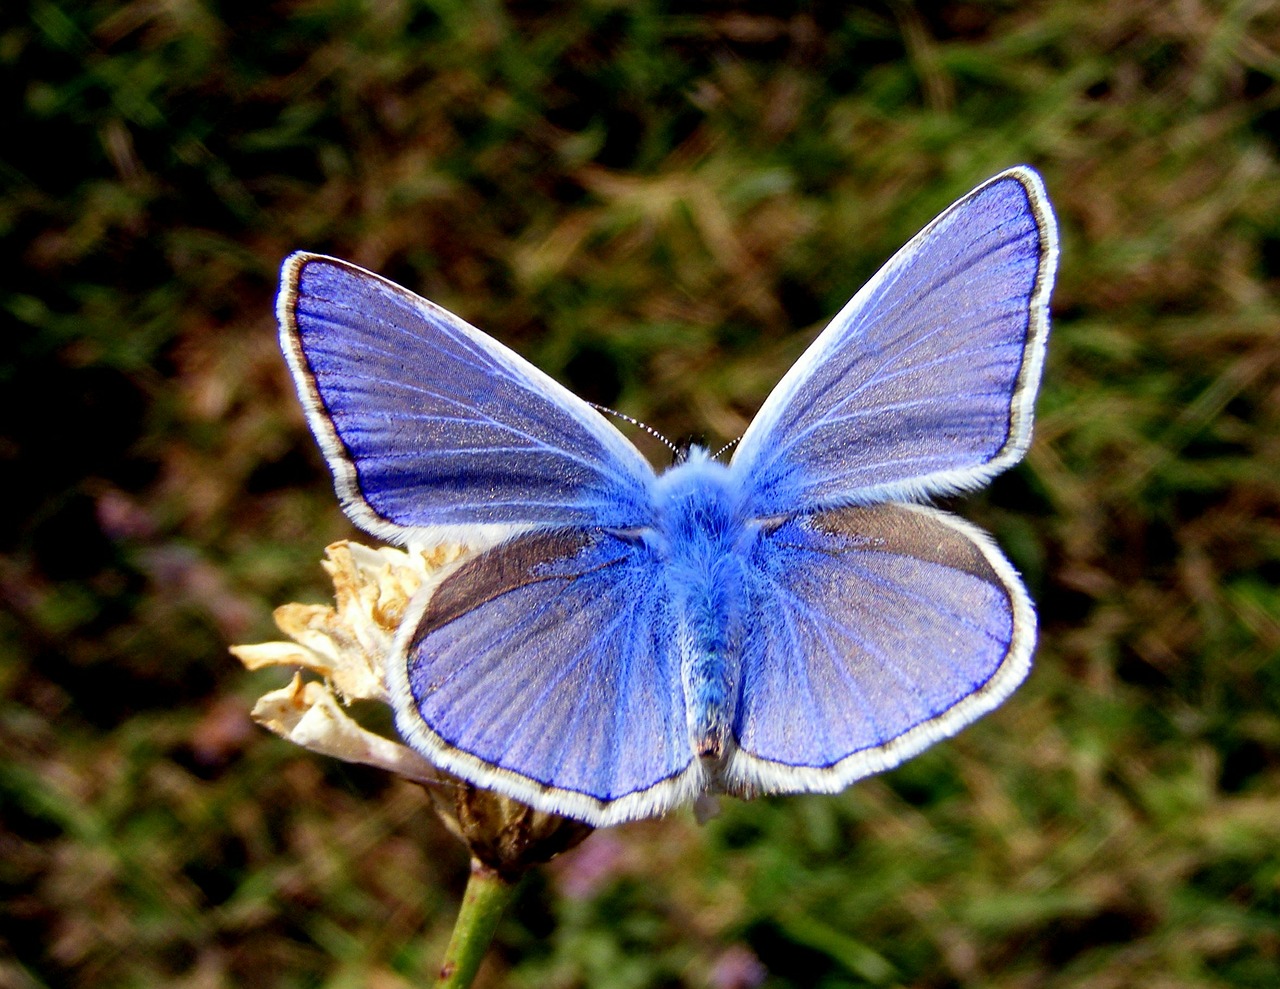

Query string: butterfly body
[650,446,751,762]
[278,167,1059,826]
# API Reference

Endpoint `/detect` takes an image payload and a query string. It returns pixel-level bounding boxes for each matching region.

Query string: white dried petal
[251,673,439,784]
[229,640,318,672]
[231,540,472,705]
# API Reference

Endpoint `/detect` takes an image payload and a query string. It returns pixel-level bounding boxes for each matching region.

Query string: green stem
[434,859,519,988]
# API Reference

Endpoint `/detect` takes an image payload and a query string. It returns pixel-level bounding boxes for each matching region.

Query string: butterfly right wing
[731,168,1057,517]
[278,253,656,548]
[387,528,699,827]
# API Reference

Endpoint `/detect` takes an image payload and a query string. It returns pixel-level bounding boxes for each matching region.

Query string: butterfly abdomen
[676,566,742,768]
[652,450,752,770]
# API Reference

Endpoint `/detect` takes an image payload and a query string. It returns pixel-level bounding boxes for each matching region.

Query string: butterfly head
[670,437,709,467]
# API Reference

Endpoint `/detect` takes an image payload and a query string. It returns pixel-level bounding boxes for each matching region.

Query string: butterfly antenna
[712,436,741,461]
[590,403,679,456]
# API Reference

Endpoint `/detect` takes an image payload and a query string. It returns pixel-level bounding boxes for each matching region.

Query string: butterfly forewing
[726,503,1034,795]
[278,254,656,547]
[731,168,1057,517]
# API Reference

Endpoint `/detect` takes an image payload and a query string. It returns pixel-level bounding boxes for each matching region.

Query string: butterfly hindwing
[387,528,700,826]
[278,254,656,547]
[731,167,1057,517]
[724,502,1034,795]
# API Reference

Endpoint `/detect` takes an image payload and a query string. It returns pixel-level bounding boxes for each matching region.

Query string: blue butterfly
[277,167,1058,827]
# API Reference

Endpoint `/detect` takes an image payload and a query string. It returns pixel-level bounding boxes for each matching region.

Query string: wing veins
[300,293,521,389]
[752,572,886,737]
[302,306,621,478]
[776,581,927,710]
[762,337,1023,481]
[323,379,615,480]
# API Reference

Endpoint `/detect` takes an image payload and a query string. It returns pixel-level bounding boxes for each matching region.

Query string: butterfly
[277,167,1058,827]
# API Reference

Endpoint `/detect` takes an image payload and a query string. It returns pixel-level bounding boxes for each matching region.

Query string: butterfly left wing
[725,502,1034,796]
[730,168,1057,518]
[386,528,700,827]
[278,253,656,547]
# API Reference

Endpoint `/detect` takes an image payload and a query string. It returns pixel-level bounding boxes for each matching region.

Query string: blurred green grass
[3,1,1280,987]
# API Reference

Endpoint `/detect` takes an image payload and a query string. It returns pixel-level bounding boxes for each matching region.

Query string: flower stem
[434,859,519,988]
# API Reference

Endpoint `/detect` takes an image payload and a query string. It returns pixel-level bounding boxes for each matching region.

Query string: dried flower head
[232,540,593,873]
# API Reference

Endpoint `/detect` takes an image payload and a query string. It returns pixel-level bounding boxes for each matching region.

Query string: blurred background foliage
[3,1,1280,986]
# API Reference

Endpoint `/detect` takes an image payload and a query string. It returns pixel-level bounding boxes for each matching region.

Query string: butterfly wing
[386,528,699,826]
[278,253,656,547]
[730,167,1058,517]
[724,502,1033,794]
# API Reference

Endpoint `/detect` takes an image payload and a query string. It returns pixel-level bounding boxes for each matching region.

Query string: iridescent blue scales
[277,167,1058,826]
